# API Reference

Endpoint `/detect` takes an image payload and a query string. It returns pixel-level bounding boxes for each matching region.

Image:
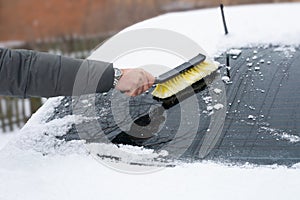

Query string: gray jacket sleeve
[0,48,114,98]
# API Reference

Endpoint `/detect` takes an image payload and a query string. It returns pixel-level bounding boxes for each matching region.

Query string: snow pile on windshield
[6,97,88,155]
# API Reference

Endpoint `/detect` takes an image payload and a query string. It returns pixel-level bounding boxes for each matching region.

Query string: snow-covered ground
[0,41,24,48]
[1,3,300,200]
[0,132,17,150]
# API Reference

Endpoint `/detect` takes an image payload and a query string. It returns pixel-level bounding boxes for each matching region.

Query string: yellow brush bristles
[152,60,219,99]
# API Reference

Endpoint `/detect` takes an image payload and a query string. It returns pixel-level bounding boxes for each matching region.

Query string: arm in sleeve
[0,48,114,98]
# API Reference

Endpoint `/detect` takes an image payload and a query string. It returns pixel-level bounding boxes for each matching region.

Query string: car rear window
[48,45,300,166]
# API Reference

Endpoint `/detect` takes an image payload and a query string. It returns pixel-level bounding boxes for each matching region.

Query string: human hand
[115,68,155,96]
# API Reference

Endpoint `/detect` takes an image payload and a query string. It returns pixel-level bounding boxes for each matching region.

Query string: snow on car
[1,3,300,200]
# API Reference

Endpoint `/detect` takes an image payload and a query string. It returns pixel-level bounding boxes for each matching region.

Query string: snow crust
[122,2,300,57]
[1,154,300,200]
[1,3,300,200]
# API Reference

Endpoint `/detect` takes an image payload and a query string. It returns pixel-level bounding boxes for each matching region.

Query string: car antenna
[220,3,229,35]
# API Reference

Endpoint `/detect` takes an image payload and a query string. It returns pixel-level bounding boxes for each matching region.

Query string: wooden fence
[0,97,42,133]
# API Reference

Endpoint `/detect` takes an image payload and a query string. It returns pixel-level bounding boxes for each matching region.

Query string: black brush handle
[155,53,206,84]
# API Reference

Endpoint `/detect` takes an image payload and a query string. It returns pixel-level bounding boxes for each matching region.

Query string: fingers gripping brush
[152,53,219,99]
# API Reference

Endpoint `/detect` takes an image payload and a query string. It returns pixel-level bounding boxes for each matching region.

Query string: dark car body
[46,45,300,166]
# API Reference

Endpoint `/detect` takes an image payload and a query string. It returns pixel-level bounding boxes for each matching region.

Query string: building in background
[1,0,299,44]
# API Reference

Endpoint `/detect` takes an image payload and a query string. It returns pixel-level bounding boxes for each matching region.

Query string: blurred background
[0,0,299,133]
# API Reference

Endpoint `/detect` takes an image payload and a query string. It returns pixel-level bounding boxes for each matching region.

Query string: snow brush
[152,53,219,99]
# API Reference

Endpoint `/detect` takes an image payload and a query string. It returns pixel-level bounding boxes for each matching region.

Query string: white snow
[207,105,214,111]
[274,46,297,58]
[221,76,231,83]
[0,132,18,151]
[1,152,300,200]
[213,103,224,110]
[213,88,222,94]
[248,115,253,119]
[274,46,296,53]
[119,2,300,57]
[247,63,253,67]
[248,106,256,110]
[260,127,300,143]
[255,66,260,71]
[2,3,300,200]
[203,96,212,103]
[227,48,242,56]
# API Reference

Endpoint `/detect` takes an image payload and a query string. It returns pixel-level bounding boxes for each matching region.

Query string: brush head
[152,60,219,99]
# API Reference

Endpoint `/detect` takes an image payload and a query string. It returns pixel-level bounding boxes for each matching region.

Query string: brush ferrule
[155,53,206,83]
